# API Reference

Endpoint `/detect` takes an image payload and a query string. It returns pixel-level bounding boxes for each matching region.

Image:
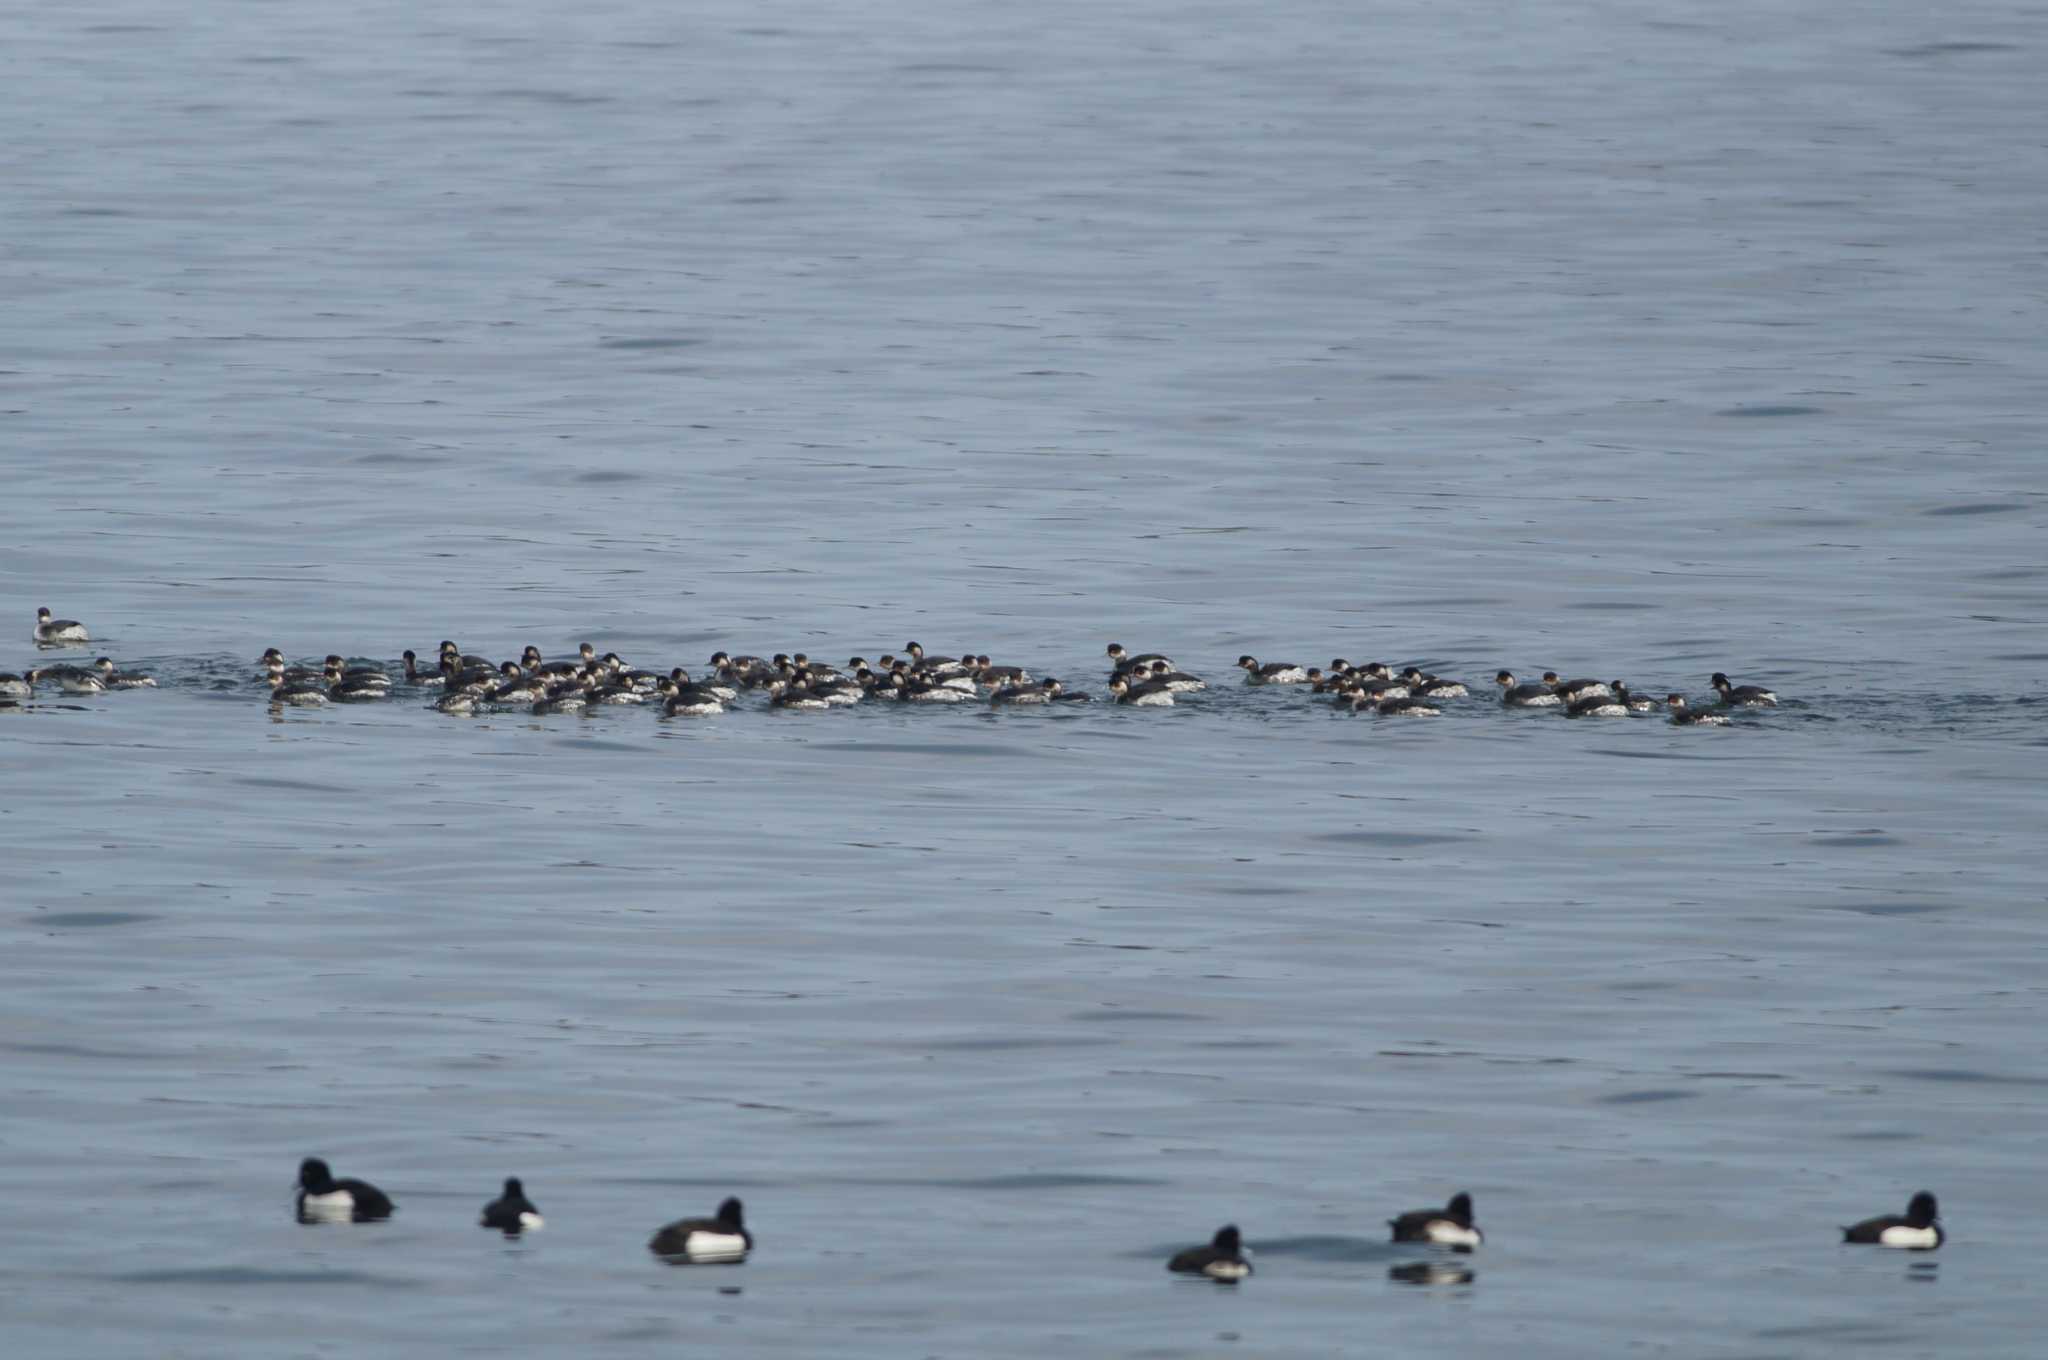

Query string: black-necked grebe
[1711,672,1778,706]
[1106,642,1174,673]
[1565,689,1629,718]
[1372,695,1442,717]
[1237,655,1308,685]
[1543,672,1609,703]
[92,658,157,689]
[30,664,106,695]
[1609,681,1657,712]
[1108,674,1175,706]
[1494,671,1560,707]
[1666,694,1730,726]
[34,607,89,645]
[991,677,1061,705]
[401,651,447,686]
[1400,667,1468,699]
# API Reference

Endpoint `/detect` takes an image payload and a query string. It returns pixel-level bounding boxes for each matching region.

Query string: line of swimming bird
[294,1158,1945,1276]
[10,610,1781,725]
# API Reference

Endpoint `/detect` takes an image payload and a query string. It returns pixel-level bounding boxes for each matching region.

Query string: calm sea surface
[4,0,2045,1355]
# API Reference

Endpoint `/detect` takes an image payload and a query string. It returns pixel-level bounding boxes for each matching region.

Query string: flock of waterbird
[10,608,1782,725]
[293,1157,1945,1277]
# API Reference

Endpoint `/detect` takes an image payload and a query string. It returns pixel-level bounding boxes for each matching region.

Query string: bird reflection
[1388,1261,1475,1286]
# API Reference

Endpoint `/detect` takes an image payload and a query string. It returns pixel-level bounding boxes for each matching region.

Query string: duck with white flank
[1842,1190,1942,1250]
[1389,1192,1483,1250]
[1167,1224,1252,1282]
[296,1157,395,1224]
[480,1177,544,1235]
[648,1196,752,1263]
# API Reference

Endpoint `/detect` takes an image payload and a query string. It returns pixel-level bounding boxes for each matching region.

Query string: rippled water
[4,0,2045,1355]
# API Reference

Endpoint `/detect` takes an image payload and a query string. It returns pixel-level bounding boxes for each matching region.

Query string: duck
[1842,1191,1942,1250]
[1388,1192,1482,1250]
[480,1177,544,1235]
[1666,694,1731,726]
[296,1157,395,1223]
[1370,695,1442,717]
[1711,672,1778,706]
[648,1196,752,1263]
[34,607,89,645]
[1167,1224,1252,1281]
[1108,674,1175,706]
[1237,655,1308,684]
[1494,671,1561,707]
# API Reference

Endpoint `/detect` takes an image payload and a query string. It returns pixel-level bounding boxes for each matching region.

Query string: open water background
[3,0,2045,1355]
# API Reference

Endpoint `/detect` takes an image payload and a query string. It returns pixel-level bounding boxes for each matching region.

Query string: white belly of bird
[1878,1224,1938,1249]
[1204,1260,1251,1280]
[681,1230,749,1261]
[1423,1221,1482,1247]
[300,1189,356,1222]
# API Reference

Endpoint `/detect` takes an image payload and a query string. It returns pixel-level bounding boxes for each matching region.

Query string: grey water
[3,0,2045,1354]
